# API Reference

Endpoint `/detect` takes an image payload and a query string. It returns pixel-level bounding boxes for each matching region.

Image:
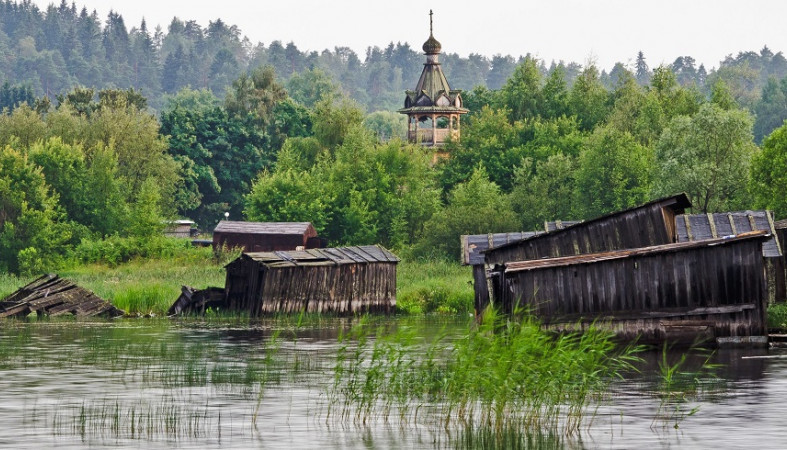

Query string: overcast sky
[29,0,785,71]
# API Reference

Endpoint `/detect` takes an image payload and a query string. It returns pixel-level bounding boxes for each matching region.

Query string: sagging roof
[484,194,691,255]
[214,221,314,235]
[504,231,769,274]
[238,245,399,268]
[461,221,581,265]
[676,211,782,257]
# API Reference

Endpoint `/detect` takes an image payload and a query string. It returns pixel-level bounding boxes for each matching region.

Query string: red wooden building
[212,221,324,252]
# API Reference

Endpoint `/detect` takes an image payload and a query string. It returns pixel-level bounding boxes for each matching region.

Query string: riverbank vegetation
[2,0,787,321]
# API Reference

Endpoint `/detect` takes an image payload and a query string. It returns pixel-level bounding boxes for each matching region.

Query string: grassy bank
[0,243,474,317]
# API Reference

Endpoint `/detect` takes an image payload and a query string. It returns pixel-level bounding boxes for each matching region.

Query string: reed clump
[329,309,642,436]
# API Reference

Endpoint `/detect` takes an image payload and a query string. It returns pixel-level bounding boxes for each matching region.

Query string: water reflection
[0,318,784,448]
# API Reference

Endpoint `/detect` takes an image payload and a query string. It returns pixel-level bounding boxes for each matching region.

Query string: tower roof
[399,11,468,115]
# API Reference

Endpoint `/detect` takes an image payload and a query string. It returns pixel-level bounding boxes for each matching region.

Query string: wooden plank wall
[496,238,767,342]
[485,203,675,265]
[224,260,397,316]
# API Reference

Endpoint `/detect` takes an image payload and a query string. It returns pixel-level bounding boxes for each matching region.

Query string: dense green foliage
[2,0,787,138]
[2,0,787,273]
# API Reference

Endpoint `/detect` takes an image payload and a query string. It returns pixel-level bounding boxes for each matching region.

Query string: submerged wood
[490,232,769,345]
[167,286,226,316]
[0,274,124,318]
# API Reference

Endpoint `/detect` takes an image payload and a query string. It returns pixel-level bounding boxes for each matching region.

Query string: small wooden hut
[224,245,399,316]
[490,232,770,345]
[675,211,784,303]
[212,221,323,252]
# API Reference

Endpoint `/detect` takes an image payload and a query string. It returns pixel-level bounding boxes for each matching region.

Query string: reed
[328,309,642,436]
[650,343,721,429]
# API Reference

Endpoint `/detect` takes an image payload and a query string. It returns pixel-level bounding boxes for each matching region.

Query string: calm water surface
[0,318,784,449]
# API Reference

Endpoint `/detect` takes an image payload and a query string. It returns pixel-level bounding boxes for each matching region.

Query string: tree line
[3,1,787,142]
[3,1,787,274]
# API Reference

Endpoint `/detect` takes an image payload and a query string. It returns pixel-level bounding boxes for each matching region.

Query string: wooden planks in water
[167,285,226,316]
[492,232,769,343]
[0,274,125,318]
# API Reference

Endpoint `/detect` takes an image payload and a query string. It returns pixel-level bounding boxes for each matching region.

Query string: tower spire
[429,9,433,35]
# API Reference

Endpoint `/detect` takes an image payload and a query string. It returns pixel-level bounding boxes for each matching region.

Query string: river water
[0,318,784,449]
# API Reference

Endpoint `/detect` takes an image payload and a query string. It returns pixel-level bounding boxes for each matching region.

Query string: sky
[28,0,786,71]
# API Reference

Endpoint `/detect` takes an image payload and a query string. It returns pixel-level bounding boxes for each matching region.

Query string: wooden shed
[223,245,399,316]
[675,211,784,303]
[164,220,195,238]
[212,221,323,252]
[490,232,770,345]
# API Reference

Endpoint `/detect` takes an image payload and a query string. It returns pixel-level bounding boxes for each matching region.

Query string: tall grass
[329,309,643,436]
[396,257,474,314]
[0,272,22,299]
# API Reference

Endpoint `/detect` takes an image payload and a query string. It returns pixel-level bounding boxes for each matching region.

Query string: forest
[2,0,787,276]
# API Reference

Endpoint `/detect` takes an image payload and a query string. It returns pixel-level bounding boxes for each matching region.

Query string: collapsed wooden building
[0,274,124,318]
[222,245,399,316]
[490,232,769,344]
[469,194,782,346]
[473,194,692,313]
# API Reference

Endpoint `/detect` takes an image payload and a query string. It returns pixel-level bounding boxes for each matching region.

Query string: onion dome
[422,33,442,55]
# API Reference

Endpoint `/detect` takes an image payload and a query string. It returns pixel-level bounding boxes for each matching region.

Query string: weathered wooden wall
[212,221,319,252]
[676,211,785,303]
[484,195,690,266]
[493,234,768,343]
[223,246,398,316]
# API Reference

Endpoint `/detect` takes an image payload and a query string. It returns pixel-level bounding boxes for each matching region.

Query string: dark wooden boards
[0,274,125,318]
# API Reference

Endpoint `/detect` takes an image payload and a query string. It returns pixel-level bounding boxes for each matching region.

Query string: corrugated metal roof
[241,245,399,268]
[505,231,769,274]
[214,221,313,235]
[486,194,692,254]
[676,211,782,257]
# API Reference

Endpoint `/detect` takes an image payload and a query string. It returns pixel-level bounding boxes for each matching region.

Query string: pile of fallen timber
[0,274,124,318]
[167,286,226,316]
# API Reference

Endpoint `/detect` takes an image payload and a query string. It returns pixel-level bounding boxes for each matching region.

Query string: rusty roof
[238,245,399,268]
[504,231,769,274]
[214,221,314,235]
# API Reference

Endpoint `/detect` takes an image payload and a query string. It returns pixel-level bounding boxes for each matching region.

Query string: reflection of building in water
[399,10,468,156]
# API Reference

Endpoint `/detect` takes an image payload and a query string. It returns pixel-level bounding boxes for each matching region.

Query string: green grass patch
[55,244,227,316]
[768,303,787,331]
[0,272,23,299]
[396,258,473,315]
